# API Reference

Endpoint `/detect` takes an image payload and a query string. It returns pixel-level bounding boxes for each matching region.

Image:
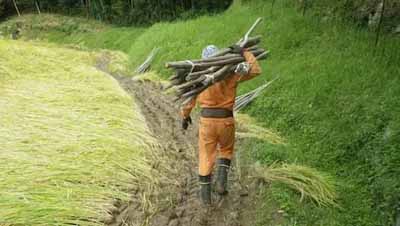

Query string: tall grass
[0,40,159,225]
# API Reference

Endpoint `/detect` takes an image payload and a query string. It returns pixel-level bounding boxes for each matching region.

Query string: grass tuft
[254,163,337,207]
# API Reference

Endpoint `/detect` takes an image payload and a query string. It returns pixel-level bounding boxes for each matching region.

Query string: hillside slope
[1,0,399,225]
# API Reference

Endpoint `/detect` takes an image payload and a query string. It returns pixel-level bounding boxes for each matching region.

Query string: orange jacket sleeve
[180,97,196,119]
[236,50,262,82]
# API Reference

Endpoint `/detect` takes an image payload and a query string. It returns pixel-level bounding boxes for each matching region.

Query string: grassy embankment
[0,40,159,225]
[1,0,400,225]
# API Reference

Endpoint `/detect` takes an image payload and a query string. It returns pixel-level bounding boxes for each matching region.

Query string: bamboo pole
[166,18,267,103]
[136,48,159,74]
[166,56,243,69]
[13,0,21,17]
[166,50,266,69]
[374,0,386,47]
[170,48,265,66]
[169,50,269,88]
[234,77,277,112]
[176,75,206,91]
[239,18,263,47]
[34,0,41,14]
[169,68,189,80]
[210,35,262,58]
[185,66,221,81]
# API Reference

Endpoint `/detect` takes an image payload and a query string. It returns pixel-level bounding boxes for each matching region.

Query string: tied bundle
[165,18,269,105]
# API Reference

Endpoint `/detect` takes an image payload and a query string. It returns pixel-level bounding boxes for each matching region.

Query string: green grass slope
[129,3,400,225]
[0,40,157,225]
[1,0,400,225]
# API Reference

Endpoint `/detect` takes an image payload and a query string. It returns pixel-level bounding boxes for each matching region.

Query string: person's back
[180,45,262,205]
[181,51,261,116]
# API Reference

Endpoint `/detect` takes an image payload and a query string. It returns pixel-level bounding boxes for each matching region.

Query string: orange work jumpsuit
[181,51,262,176]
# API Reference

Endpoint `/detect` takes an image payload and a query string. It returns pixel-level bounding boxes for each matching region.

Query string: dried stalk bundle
[136,47,159,74]
[234,77,278,112]
[165,18,269,105]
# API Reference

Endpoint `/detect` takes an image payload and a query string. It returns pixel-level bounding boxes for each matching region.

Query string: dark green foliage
[0,0,14,19]
[305,0,400,32]
[243,0,400,32]
[1,0,233,25]
[0,0,4,18]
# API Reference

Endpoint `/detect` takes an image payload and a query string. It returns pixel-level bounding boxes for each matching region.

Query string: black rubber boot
[199,175,212,205]
[216,158,231,195]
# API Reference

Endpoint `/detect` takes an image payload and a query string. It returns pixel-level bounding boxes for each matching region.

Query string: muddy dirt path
[103,73,260,226]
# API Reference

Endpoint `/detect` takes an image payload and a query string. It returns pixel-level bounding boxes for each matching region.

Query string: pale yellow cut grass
[254,163,337,207]
[0,40,159,225]
[236,113,285,144]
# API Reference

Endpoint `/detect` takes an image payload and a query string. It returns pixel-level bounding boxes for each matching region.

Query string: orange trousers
[198,117,235,176]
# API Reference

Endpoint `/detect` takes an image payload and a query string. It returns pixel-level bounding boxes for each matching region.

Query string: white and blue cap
[202,45,219,59]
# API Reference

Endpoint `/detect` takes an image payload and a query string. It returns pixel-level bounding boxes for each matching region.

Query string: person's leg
[198,117,218,204]
[199,118,219,176]
[216,117,235,195]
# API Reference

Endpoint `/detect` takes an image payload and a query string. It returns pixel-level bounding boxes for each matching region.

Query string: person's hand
[182,116,192,130]
[235,62,250,75]
[229,44,244,56]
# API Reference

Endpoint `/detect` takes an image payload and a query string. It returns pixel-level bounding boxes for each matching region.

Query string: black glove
[182,116,192,130]
[229,44,244,56]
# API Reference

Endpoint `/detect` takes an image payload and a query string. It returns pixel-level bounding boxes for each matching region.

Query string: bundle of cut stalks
[253,164,337,207]
[234,77,278,112]
[165,18,269,105]
[136,47,159,74]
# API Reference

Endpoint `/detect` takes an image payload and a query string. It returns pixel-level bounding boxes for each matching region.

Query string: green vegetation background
[1,0,399,225]
[0,0,232,25]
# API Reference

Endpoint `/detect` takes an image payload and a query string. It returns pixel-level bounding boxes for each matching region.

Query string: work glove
[229,44,244,56]
[235,62,250,76]
[182,116,192,130]
[202,74,215,86]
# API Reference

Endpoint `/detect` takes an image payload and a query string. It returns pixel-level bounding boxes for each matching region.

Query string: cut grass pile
[254,163,337,207]
[0,40,158,225]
